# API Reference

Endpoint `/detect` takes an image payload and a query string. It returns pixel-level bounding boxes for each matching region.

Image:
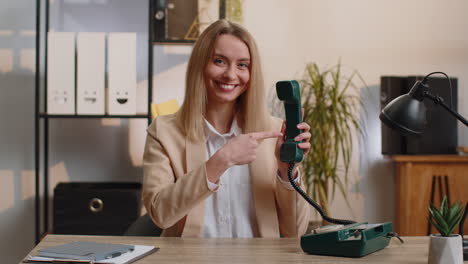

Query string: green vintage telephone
[276,80,400,258]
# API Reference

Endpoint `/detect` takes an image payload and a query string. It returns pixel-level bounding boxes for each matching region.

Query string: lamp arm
[424,92,468,127]
[422,71,454,109]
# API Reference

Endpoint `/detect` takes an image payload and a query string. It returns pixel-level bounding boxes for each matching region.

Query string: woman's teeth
[219,84,236,90]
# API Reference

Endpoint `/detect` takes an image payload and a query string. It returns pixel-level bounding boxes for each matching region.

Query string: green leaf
[440,197,448,217]
[447,210,463,234]
[448,202,462,221]
[429,218,448,236]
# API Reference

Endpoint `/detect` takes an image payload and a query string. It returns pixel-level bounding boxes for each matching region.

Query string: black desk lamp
[379,71,468,260]
[379,71,468,136]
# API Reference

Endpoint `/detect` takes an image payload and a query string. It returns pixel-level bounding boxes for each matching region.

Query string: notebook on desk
[25,242,158,264]
[38,241,134,261]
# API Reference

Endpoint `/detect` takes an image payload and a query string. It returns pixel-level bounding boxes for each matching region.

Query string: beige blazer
[142,114,311,238]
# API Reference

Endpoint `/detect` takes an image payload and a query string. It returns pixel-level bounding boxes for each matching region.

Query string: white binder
[107,32,137,115]
[47,32,75,114]
[77,32,106,115]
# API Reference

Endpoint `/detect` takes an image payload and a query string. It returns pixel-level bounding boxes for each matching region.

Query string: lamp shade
[379,94,427,136]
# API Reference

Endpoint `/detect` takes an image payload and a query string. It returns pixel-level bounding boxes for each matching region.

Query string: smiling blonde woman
[142,19,312,238]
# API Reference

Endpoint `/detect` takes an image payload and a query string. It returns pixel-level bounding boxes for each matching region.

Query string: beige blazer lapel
[181,137,207,237]
[250,139,279,237]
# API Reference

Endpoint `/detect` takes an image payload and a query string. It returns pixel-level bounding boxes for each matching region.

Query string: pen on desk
[51,261,112,264]
[51,261,93,264]
[69,260,114,264]
[104,247,133,259]
[105,251,122,259]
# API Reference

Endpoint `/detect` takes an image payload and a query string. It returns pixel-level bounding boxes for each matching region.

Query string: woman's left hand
[275,120,311,181]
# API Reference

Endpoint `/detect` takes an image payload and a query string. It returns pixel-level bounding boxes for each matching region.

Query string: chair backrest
[123,214,163,237]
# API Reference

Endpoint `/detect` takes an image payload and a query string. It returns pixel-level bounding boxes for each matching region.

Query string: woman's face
[204,34,250,106]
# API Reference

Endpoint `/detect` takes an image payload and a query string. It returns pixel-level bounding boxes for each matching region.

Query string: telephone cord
[287,162,356,225]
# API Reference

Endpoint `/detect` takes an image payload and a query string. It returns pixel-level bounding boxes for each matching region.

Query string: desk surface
[22,235,467,264]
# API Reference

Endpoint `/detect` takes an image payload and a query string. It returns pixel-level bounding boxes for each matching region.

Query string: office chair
[126,99,178,237]
[123,214,163,237]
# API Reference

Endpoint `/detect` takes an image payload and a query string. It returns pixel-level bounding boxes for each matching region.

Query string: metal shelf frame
[34,0,153,244]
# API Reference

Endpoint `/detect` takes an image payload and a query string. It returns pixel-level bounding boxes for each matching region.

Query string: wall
[1,0,467,263]
[0,1,37,263]
[243,0,468,223]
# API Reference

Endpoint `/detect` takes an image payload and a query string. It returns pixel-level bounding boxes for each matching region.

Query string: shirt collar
[204,117,241,141]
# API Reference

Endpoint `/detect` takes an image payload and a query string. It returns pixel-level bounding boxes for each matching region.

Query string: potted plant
[428,196,464,264]
[269,61,365,221]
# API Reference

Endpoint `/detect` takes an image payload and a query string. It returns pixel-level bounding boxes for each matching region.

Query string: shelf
[39,113,150,119]
[35,0,154,244]
[152,40,194,45]
[388,155,468,163]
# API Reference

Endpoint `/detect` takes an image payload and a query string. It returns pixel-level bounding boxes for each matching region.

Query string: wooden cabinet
[391,155,468,236]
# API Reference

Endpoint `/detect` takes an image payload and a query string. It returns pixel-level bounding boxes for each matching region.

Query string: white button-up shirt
[201,118,299,238]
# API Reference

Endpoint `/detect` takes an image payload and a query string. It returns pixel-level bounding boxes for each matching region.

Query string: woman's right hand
[206,131,282,183]
[222,131,282,166]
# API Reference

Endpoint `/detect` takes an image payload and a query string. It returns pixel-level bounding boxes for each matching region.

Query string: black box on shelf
[380,76,458,155]
[53,182,142,235]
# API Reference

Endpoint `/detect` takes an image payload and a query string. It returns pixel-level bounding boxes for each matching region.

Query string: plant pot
[428,234,463,264]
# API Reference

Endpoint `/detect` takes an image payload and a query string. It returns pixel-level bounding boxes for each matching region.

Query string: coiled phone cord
[287,162,356,225]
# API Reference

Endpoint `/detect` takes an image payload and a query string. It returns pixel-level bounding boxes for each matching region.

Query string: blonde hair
[176,19,271,142]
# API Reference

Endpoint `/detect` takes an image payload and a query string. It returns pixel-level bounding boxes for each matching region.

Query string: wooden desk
[391,155,468,236]
[20,235,468,264]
